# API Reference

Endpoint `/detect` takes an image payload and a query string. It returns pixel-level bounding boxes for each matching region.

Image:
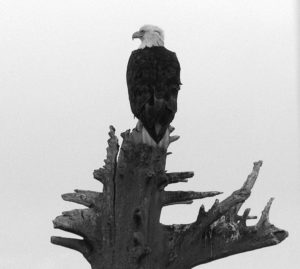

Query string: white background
[0,0,299,268]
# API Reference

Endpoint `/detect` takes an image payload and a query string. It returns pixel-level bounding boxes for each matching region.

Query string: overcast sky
[0,0,299,268]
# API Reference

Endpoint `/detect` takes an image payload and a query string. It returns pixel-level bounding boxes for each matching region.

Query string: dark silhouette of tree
[51,126,288,269]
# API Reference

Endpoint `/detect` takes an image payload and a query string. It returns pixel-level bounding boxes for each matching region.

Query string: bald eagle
[126,25,181,148]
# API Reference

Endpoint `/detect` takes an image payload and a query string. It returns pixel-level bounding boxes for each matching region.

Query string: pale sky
[0,0,299,268]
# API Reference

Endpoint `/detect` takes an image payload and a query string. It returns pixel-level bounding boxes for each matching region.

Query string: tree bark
[51,126,288,269]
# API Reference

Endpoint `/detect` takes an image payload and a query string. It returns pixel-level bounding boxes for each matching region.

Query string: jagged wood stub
[51,126,288,269]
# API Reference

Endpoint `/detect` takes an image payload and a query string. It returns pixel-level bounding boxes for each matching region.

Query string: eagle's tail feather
[142,127,158,147]
[143,124,169,144]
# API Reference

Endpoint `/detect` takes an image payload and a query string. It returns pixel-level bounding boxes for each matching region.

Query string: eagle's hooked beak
[132,31,144,40]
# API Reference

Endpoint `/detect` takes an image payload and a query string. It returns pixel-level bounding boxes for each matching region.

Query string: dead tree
[51,126,288,269]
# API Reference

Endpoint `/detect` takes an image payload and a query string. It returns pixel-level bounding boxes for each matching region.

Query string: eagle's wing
[126,49,154,117]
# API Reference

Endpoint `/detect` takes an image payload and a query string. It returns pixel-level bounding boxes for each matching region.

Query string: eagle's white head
[132,25,164,49]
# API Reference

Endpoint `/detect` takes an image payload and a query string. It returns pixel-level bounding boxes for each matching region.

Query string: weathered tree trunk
[51,126,288,269]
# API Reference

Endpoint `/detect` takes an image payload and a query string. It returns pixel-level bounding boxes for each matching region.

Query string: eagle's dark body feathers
[126,46,181,143]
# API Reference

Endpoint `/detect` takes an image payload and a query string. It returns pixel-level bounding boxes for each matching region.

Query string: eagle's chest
[133,54,172,83]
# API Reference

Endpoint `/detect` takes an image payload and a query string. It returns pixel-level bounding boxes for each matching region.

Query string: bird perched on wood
[127,25,181,148]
